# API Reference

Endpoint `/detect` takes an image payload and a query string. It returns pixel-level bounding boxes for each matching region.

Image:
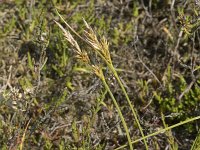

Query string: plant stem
[86,48,148,149]
[95,50,148,149]
[108,63,149,150]
[83,45,148,149]
[115,115,200,150]
[101,75,133,150]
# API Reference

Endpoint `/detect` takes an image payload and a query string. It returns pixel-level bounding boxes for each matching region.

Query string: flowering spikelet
[54,20,91,64]
[75,50,90,64]
[100,36,111,62]
[54,20,82,54]
[91,65,103,79]
[83,19,111,62]
[83,19,101,50]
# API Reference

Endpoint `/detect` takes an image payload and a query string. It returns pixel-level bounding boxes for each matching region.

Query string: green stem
[108,63,149,150]
[94,50,148,149]
[90,50,148,149]
[101,76,133,150]
[115,115,200,150]
[84,46,148,149]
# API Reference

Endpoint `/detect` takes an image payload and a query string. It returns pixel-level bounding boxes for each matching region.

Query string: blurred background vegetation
[0,0,200,149]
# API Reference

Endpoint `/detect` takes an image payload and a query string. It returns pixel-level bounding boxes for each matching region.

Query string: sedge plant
[54,8,148,150]
[55,14,200,149]
[54,20,133,149]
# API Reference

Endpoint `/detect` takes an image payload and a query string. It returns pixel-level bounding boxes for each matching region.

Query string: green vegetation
[0,0,200,149]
